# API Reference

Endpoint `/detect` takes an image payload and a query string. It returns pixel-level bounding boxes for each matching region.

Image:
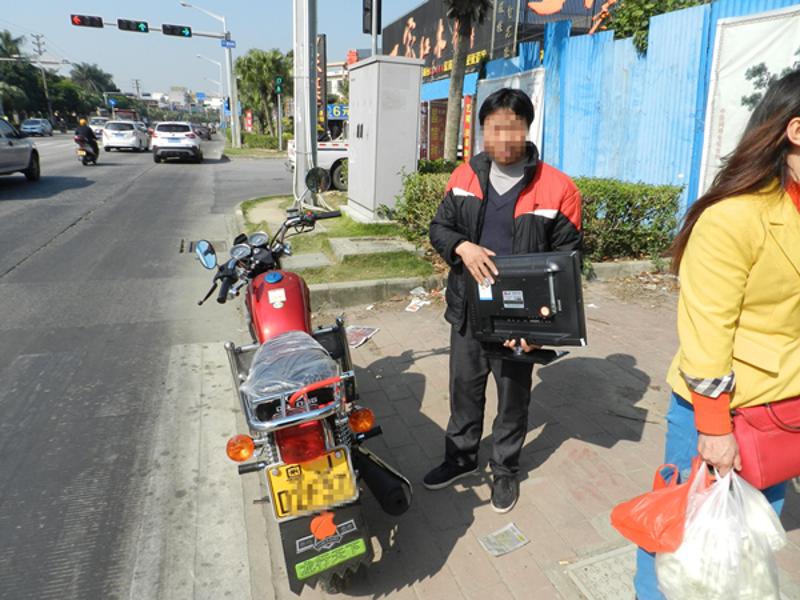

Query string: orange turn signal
[226,434,255,462]
[348,407,375,433]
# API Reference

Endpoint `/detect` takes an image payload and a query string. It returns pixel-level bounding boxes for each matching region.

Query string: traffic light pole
[277,93,283,151]
[222,24,241,149]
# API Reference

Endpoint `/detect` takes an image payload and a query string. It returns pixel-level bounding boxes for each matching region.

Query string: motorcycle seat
[240,330,339,404]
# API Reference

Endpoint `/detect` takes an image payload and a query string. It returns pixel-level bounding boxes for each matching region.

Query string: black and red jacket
[429,143,583,328]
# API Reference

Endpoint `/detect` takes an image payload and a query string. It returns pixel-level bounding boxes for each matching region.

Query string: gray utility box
[345,56,424,222]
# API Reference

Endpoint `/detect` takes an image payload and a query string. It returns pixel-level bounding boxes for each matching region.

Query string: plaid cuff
[680,370,735,398]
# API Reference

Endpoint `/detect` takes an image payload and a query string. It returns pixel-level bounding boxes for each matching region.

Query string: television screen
[468,251,587,360]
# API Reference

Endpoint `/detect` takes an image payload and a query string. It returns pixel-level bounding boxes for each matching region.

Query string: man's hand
[455,241,498,284]
[697,432,741,476]
[503,338,541,353]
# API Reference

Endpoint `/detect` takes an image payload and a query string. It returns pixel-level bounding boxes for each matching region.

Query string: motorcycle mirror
[194,240,217,270]
[305,167,331,194]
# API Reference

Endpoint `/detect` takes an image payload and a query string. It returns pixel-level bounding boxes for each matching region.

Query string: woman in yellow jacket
[634,70,800,599]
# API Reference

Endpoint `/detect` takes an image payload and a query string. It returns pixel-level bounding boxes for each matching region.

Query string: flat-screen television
[467,251,587,363]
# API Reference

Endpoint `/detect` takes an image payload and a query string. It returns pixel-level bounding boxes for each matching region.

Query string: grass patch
[223,147,287,159]
[239,194,430,283]
[300,252,433,285]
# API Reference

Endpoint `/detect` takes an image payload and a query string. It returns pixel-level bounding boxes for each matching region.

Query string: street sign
[162,24,192,38]
[118,19,149,33]
[220,39,236,49]
[70,14,104,28]
[196,92,206,101]
[327,104,349,120]
[108,98,117,107]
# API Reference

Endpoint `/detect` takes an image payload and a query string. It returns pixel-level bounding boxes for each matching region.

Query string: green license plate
[294,538,367,580]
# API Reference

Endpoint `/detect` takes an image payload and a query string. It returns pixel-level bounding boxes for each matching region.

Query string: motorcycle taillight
[275,421,326,464]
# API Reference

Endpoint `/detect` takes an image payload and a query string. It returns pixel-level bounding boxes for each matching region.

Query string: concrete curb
[309,275,445,311]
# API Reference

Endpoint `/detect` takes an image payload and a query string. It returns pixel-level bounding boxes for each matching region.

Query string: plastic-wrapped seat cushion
[240,330,339,404]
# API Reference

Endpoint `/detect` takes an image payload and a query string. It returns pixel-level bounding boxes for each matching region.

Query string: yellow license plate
[268,449,357,519]
[77,150,86,156]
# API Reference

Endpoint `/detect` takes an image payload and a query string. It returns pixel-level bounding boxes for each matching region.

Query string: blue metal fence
[540,0,799,212]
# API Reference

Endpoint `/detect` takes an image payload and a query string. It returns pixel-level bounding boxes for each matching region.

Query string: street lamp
[179,1,241,148]
[203,77,223,97]
[197,54,223,94]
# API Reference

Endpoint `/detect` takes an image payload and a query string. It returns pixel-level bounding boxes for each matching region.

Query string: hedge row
[393,172,680,262]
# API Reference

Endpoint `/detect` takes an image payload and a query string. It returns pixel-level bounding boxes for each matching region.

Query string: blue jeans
[633,393,787,600]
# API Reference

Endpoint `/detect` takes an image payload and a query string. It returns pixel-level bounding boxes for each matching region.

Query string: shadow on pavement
[516,353,650,479]
[0,175,94,200]
[343,348,650,597]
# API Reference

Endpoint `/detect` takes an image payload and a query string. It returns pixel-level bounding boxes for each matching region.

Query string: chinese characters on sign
[316,34,328,135]
[383,0,495,80]
[245,109,253,133]
[493,0,519,59]
[528,0,597,15]
[462,95,474,161]
[428,101,448,160]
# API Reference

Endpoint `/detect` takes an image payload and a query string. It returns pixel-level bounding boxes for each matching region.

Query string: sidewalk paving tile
[289,282,800,599]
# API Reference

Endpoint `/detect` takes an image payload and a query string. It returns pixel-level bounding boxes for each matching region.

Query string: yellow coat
[667,181,800,409]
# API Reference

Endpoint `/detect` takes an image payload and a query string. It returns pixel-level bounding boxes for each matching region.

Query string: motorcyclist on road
[75,118,98,156]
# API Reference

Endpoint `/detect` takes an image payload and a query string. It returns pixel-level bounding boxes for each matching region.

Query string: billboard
[384,0,519,80]
[699,5,800,195]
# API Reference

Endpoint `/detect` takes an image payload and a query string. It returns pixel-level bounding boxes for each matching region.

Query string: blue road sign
[196,92,206,101]
[220,39,236,49]
[108,98,117,107]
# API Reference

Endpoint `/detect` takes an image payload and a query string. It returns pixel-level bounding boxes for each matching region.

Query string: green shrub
[576,178,680,261]
[393,172,451,241]
[394,172,681,260]
[242,132,278,149]
[418,158,460,174]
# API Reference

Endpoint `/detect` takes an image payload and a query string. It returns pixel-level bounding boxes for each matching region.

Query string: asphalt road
[0,134,291,599]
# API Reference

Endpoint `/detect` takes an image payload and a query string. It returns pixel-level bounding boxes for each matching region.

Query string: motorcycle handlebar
[217,276,233,304]
[314,210,341,220]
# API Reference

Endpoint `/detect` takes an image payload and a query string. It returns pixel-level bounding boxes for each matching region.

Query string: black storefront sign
[383,0,519,80]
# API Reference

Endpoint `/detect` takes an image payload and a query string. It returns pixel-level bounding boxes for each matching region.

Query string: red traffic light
[70,14,104,28]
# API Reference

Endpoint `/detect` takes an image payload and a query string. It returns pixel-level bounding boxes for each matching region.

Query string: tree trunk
[444,17,471,163]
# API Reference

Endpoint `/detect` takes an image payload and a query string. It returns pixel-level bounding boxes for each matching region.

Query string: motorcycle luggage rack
[224,341,353,434]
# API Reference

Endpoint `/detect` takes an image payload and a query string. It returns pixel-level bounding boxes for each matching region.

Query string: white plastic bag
[655,469,787,600]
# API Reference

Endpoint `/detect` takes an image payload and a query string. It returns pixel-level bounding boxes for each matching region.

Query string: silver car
[20,118,53,137]
[0,119,40,181]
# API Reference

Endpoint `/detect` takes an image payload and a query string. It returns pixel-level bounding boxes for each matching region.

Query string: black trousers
[445,320,534,477]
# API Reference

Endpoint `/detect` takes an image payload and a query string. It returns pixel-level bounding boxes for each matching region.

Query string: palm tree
[235,49,292,137]
[70,62,118,95]
[0,30,24,57]
[443,0,493,162]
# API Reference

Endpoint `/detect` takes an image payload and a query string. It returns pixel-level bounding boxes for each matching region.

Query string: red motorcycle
[195,169,411,593]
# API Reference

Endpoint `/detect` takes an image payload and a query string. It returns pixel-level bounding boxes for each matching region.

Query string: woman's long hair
[670,69,800,272]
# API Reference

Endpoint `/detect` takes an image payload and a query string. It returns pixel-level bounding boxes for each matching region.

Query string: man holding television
[425,88,582,513]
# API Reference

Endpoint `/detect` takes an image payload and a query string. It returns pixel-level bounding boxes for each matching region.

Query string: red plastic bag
[610,458,704,553]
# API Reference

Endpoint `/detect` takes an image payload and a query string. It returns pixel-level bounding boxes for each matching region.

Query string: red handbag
[732,395,800,489]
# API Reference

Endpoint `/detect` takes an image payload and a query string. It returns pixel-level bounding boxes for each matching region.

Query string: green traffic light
[182,28,190,37]
[137,22,148,32]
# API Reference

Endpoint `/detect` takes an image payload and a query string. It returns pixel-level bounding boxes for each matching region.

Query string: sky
[1,1,425,96]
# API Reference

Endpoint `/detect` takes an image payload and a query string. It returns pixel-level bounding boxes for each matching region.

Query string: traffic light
[70,14,104,28]
[275,76,283,95]
[362,0,382,34]
[118,19,149,33]
[162,24,192,38]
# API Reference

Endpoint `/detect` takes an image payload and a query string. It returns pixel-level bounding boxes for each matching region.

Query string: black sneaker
[423,461,479,490]
[491,476,519,513]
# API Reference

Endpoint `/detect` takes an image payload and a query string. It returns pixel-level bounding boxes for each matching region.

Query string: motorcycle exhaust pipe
[352,446,412,516]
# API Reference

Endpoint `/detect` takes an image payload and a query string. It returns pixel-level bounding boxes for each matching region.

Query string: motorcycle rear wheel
[318,564,365,594]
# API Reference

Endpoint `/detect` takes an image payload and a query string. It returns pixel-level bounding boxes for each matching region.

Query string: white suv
[102,120,149,152]
[151,122,203,163]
